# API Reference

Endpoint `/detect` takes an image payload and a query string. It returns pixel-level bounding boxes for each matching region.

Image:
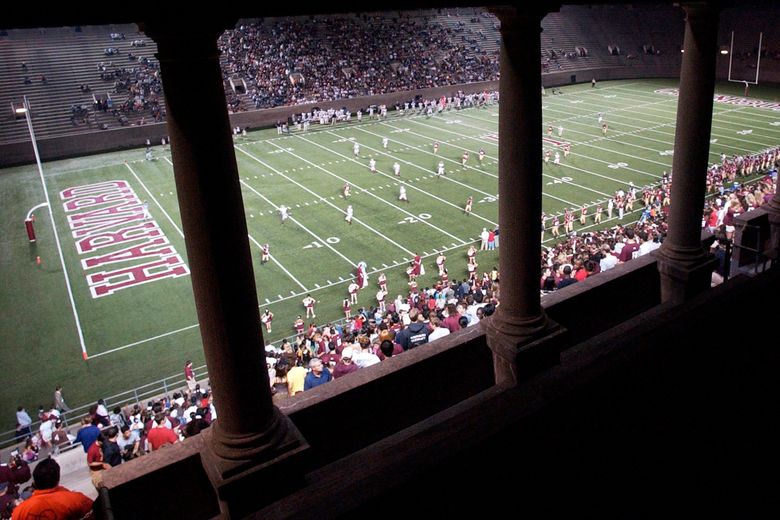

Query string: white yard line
[448,110,673,169]
[577,89,778,149]
[371,121,591,203]
[546,97,768,151]
[355,124,612,199]
[336,127,513,207]
[277,133,474,241]
[241,143,416,256]
[247,234,308,292]
[397,114,662,183]
[234,148,358,267]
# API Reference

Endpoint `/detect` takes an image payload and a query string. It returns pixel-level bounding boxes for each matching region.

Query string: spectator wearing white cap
[332,347,359,379]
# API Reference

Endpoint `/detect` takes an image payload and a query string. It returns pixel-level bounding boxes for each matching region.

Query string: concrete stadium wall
[542,63,681,88]
[1,63,687,169]
[8,59,780,169]
[0,81,498,168]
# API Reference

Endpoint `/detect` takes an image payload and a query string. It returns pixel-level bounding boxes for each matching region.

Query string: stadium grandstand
[1,2,779,518]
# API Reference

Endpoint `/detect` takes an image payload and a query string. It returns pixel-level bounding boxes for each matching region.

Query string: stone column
[483,7,564,386]
[141,21,306,518]
[655,3,719,302]
[762,169,780,265]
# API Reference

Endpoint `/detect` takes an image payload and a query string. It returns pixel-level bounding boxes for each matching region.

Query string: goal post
[727,30,762,86]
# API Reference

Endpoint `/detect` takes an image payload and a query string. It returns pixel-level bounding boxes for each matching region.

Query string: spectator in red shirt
[87,433,109,489]
[184,360,197,393]
[617,229,640,263]
[146,414,179,451]
[441,303,462,333]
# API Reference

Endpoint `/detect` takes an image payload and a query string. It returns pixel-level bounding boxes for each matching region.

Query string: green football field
[2,78,780,431]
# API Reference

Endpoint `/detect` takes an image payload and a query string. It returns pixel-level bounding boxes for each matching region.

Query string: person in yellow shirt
[286,361,308,397]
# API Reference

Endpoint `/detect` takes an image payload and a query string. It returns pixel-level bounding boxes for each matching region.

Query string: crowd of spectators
[218,14,499,110]
[3,170,774,506]
[68,36,165,129]
[538,165,777,293]
[264,266,499,397]
[5,382,216,514]
[100,55,165,124]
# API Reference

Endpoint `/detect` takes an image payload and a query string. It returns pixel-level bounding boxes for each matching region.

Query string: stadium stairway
[0,24,162,145]
[54,443,99,500]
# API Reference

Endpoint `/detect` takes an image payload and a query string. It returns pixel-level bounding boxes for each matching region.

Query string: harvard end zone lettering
[60,180,189,298]
[655,88,780,111]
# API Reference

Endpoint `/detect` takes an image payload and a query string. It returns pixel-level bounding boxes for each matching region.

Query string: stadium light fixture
[11,99,27,118]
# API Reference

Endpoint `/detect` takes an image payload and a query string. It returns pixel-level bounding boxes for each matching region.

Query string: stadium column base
[763,196,780,263]
[654,248,717,304]
[482,312,566,386]
[200,408,309,519]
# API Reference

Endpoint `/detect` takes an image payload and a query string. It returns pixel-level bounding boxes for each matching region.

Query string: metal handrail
[731,222,771,275]
[0,314,357,452]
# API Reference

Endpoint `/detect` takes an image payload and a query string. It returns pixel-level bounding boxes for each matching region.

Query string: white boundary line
[87,324,201,360]
[24,98,89,360]
[82,236,484,356]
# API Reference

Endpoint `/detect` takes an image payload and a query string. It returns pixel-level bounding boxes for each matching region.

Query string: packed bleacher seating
[218,12,499,110]
[0,6,694,145]
[0,25,161,143]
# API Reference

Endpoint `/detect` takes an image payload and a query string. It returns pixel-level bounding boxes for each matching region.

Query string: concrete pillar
[141,21,306,518]
[762,170,780,265]
[655,3,719,302]
[483,7,564,386]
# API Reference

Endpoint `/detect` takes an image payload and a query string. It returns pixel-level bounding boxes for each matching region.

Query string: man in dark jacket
[396,309,430,351]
